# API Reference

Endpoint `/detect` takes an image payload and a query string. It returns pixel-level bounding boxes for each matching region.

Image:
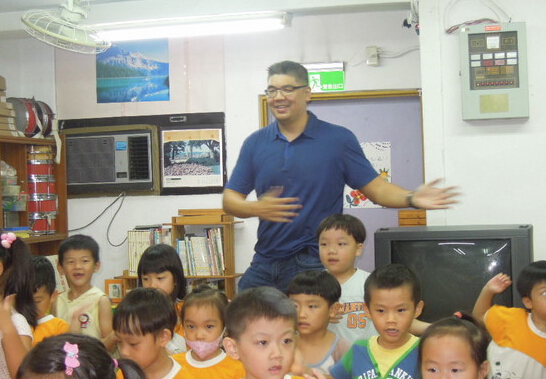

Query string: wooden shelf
[171,209,241,299]
[1,135,67,256]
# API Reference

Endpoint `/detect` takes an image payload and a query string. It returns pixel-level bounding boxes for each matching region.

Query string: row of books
[127,226,171,275]
[177,227,225,276]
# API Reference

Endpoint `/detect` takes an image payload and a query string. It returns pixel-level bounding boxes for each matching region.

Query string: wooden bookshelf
[0,135,67,255]
[169,209,241,299]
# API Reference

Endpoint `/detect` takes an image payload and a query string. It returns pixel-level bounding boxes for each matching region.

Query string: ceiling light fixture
[95,11,291,42]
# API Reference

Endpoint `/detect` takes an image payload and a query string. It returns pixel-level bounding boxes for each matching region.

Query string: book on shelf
[175,227,225,277]
[127,225,172,275]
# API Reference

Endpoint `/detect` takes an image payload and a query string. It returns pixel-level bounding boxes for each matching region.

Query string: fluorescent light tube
[96,12,291,42]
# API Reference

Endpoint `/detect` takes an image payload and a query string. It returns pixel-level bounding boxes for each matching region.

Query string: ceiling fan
[21,0,111,54]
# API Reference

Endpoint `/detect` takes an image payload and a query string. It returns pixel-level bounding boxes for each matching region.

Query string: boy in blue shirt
[330,264,424,379]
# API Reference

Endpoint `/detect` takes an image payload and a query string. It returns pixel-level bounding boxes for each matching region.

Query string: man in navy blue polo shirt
[223,60,458,293]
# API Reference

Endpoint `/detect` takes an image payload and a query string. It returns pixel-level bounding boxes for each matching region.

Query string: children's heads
[57,234,100,290]
[181,284,228,361]
[17,333,145,379]
[317,214,366,281]
[517,260,546,318]
[113,287,177,372]
[364,264,423,349]
[223,286,298,379]
[32,256,57,319]
[419,313,491,379]
[0,232,37,327]
[287,270,341,336]
[137,243,186,301]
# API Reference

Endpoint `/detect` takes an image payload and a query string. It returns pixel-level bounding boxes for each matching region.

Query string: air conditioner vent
[128,135,150,180]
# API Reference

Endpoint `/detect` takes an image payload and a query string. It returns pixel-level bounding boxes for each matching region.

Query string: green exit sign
[304,62,345,92]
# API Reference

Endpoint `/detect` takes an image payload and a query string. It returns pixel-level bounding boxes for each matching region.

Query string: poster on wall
[160,126,226,195]
[96,39,170,103]
[344,141,391,209]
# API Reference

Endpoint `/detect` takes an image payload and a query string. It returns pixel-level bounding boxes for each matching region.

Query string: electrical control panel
[460,22,528,120]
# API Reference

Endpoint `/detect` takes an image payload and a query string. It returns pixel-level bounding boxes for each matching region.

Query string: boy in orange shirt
[31,256,69,346]
[473,261,546,378]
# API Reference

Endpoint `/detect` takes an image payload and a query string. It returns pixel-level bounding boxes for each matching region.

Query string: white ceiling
[0,0,410,39]
[0,0,126,13]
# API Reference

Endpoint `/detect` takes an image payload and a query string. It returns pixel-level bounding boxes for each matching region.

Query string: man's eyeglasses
[264,85,308,98]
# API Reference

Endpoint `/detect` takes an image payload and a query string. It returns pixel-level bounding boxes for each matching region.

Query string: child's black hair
[181,284,228,327]
[17,333,145,379]
[225,286,297,340]
[316,214,366,244]
[32,256,56,295]
[58,234,100,264]
[0,235,37,327]
[419,312,491,370]
[286,270,341,306]
[137,243,186,301]
[364,263,421,307]
[516,260,546,298]
[113,287,177,338]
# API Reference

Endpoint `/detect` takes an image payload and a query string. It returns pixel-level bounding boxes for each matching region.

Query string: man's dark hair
[316,214,366,244]
[365,263,421,306]
[267,61,309,85]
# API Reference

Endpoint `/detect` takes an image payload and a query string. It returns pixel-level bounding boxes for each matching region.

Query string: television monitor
[374,224,533,323]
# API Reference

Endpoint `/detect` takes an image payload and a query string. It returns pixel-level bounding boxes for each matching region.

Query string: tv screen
[374,225,533,323]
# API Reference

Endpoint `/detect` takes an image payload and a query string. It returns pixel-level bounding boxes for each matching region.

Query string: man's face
[266,74,310,126]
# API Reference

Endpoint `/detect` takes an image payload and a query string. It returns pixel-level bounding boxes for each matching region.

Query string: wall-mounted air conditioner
[63,124,160,196]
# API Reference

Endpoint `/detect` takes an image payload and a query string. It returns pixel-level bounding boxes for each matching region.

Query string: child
[317,214,377,343]
[222,286,303,379]
[17,333,145,379]
[472,261,546,378]
[172,284,245,378]
[113,287,195,379]
[137,243,187,354]
[419,313,490,379]
[329,263,424,379]
[0,232,37,378]
[318,214,429,342]
[52,234,115,350]
[287,270,351,374]
[32,256,69,346]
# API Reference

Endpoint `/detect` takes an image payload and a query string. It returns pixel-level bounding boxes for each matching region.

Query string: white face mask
[186,330,224,360]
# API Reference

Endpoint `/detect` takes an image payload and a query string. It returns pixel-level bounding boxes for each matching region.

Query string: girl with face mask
[172,285,245,378]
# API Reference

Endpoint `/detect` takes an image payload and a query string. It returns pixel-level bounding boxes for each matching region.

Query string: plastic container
[2,193,28,211]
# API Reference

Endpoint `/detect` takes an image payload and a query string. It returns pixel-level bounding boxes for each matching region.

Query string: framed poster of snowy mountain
[96,39,170,103]
[160,120,226,195]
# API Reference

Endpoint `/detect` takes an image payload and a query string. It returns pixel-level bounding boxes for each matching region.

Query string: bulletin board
[259,89,424,272]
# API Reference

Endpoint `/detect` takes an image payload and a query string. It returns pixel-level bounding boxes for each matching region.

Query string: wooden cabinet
[169,209,241,299]
[0,135,67,255]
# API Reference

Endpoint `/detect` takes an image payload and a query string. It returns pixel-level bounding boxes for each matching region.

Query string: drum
[27,145,55,161]
[28,194,57,213]
[6,97,40,137]
[27,160,55,176]
[29,212,57,235]
[28,175,57,196]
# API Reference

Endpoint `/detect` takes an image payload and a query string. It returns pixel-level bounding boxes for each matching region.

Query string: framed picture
[105,279,125,303]
[159,120,226,195]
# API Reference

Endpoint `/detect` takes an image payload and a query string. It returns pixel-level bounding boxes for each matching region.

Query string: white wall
[1,8,420,288]
[419,0,545,262]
